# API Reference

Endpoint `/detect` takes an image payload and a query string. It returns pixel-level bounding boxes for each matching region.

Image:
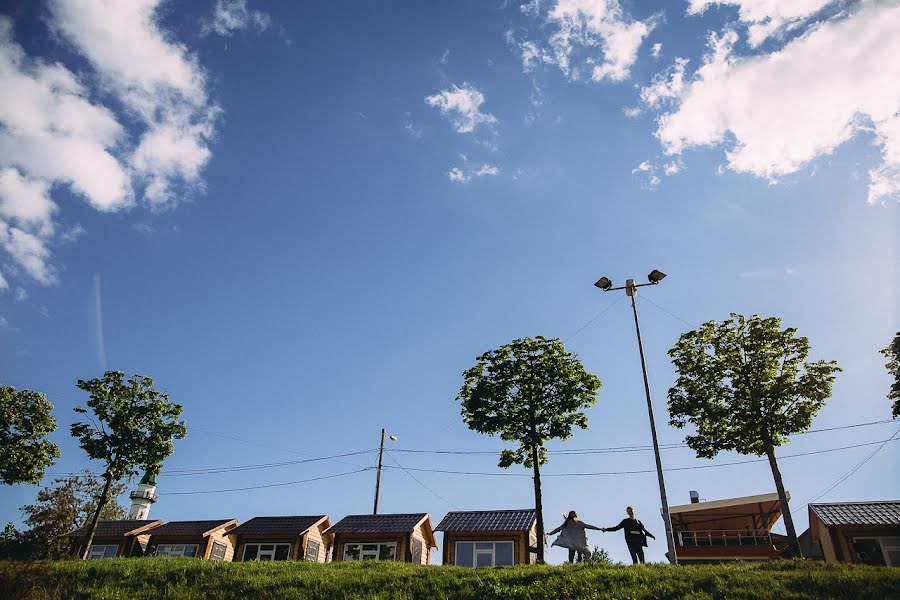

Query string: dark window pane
[495,542,513,566]
[362,544,378,552]
[455,542,473,567]
[475,543,493,550]
[344,544,360,561]
[274,544,290,560]
[853,539,886,566]
[476,552,492,568]
[243,545,258,561]
[379,544,396,561]
[261,545,274,552]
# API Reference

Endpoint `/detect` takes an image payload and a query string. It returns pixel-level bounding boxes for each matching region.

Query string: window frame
[304,539,321,562]
[209,541,228,561]
[852,536,900,567]
[342,541,397,562]
[156,543,199,558]
[454,540,515,567]
[242,543,292,561]
[85,544,119,560]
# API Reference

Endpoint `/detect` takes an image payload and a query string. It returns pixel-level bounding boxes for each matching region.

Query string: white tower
[128,467,159,519]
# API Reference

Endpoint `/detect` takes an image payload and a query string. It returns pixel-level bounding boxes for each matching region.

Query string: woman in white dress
[548,510,602,563]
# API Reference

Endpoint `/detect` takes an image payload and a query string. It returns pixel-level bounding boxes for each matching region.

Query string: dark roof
[65,520,160,538]
[435,509,536,532]
[229,516,327,537]
[326,513,428,535]
[809,501,900,526]
[148,519,236,537]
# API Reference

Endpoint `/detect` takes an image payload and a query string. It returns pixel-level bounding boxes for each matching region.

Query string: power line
[385,451,461,510]
[381,437,900,478]
[564,295,626,343]
[636,295,696,328]
[160,449,378,476]
[390,418,897,456]
[164,468,372,495]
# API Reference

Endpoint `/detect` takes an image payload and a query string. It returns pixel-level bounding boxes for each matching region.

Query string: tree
[457,337,601,564]
[667,314,840,557]
[1,386,60,485]
[19,471,129,559]
[70,371,186,559]
[584,546,614,565]
[880,332,900,418]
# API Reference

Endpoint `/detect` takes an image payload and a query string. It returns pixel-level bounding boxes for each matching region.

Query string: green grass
[1,558,898,600]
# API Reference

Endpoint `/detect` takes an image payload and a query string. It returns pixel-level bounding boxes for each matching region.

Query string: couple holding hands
[549,506,655,565]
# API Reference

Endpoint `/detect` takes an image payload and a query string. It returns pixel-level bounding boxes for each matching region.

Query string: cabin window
[343,542,396,561]
[853,537,900,567]
[412,538,423,563]
[305,540,320,562]
[86,544,119,559]
[454,541,514,567]
[243,543,291,561]
[156,544,199,557]
[209,542,228,561]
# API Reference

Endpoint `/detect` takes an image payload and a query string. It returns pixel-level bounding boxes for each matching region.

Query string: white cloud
[663,160,683,176]
[14,286,27,301]
[688,0,833,47]
[440,49,450,64]
[650,1,900,204]
[425,84,498,133]
[447,161,500,184]
[201,0,271,37]
[651,42,662,57]
[640,57,689,108]
[0,270,7,290]
[519,0,655,82]
[0,316,7,327]
[0,1,220,290]
[631,161,652,173]
[623,106,641,118]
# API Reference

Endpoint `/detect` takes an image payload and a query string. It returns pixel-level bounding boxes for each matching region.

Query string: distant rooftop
[65,520,160,538]
[229,516,327,537]
[435,509,536,532]
[326,513,428,535]
[149,519,236,537]
[809,501,900,527]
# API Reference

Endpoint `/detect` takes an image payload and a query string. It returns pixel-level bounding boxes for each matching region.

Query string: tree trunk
[765,444,802,557]
[531,443,545,564]
[80,472,113,560]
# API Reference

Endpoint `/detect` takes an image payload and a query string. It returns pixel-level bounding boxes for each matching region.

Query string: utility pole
[373,428,396,515]
[595,270,678,565]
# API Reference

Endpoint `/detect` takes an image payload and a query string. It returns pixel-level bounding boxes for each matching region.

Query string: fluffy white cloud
[0,1,220,288]
[688,0,833,47]
[425,84,498,133]
[650,1,900,203]
[639,57,689,108]
[519,0,654,82]
[651,42,662,58]
[202,0,271,37]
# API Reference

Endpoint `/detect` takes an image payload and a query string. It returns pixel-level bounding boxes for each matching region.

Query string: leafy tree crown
[0,386,60,485]
[71,371,187,480]
[667,314,840,458]
[457,336,601,468]
[880,332,900,418]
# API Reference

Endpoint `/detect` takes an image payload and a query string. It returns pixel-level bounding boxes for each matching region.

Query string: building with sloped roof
[434,509,538,566]
[146,519,238,560]
[808,501,900,565]
[325,513,436,564]
[229,515,332,562]
[64,519,162,559]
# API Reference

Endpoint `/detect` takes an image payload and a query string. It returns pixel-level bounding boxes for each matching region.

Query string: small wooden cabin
[808,501,900,565]
[326,513,436,564]
[146,519,238,560]
[229,516,332,562]
[64,519,162,559]
[435,509,537,567]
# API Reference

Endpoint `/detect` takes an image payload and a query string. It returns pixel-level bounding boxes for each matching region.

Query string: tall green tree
[667,314,840,557]
[880,332,900,418]
[457,336,601,564]
[71,371,186,559]
[20,471,130,559]
[1,386,60,485]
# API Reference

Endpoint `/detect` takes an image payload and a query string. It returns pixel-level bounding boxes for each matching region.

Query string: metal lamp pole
[373,428,397,515]
[595,270,678,565]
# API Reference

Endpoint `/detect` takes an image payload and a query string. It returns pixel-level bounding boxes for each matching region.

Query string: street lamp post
[594,270,678,565]
[373,428,397,515]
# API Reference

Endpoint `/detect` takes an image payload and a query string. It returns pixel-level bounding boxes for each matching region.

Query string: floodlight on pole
[373,428,397,515]
[594,269,678,565]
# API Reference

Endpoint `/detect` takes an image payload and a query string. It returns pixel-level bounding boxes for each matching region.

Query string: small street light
[595,269,678,565]
[373,428,397,515]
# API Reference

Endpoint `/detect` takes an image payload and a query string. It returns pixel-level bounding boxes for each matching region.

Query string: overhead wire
[164,468,372,495]
[384,450,462,510]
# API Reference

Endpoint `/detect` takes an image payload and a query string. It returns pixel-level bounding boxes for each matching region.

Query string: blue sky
[0,0,898,565]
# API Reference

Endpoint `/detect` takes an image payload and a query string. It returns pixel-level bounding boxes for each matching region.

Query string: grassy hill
[2,558,899,599]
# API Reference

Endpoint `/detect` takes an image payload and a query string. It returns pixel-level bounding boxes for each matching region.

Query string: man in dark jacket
[602,506,655,564]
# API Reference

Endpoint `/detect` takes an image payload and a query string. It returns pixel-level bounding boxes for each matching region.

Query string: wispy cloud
[688,0,832,47]
[448,157,500,184]
[0,1,220,290]
[201,0,271,37]
[425,83,498,134]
